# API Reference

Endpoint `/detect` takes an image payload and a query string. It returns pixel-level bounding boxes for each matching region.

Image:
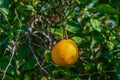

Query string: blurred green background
[0,0,120,80]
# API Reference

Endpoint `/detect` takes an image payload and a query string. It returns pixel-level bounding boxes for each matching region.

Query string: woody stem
[63,26,68,39]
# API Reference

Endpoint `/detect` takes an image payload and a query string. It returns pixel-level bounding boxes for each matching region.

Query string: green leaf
[97,62,103,71]
[1,37,9,47]
[0,0,9,15]
[70,77,81,80]
[7,65,17,76]
[0,57,17,76]
[89,4,120,15]
[71,36,82,46]
[90,19,101,32]
[66,21,82,35]
[88,75,92,80]
[0,73,14,80]
[91,0,99,3]
[50,26,63,36]
[21,58,36,71]
[117,62,120,78]
[16,5,35,14]
[44,50,52,63]
[40,4,51,13]
[0,37,9,55]
[41,76,48,80]
[0,57,9,69]
[79,0,88,4]
[87,31,104,43]
[17,45,31,62]
[106,41,115,51]
[65,6,75,19]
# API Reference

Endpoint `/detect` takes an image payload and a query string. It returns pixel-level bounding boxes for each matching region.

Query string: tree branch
[2,33,20,80]
[27,26,54,79]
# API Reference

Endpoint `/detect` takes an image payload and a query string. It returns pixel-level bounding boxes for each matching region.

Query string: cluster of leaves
[0,0,120,80]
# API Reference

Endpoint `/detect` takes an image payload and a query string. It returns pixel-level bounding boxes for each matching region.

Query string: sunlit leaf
[90,19,101,32]
[50,26,63,36]
[40,4,51,13]
[44,50,52,63]
[41,76,48,80]
[71,36,82,46]
[0,0,9,15]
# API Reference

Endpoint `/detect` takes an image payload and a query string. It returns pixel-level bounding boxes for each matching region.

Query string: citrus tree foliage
[0,0,120,80]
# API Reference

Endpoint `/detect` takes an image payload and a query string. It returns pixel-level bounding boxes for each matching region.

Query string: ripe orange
[51,39,78,66]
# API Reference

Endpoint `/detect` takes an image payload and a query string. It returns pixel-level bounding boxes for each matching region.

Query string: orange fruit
[51,39,78,66]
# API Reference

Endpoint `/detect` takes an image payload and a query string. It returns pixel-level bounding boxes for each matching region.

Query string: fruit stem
[63,26,68,39]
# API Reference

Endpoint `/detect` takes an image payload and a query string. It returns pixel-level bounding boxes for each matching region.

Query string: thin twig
[27,28,53,79]
[72,69,116,77]
[2,33,20,80]
[43,64,53,69]
[31,43,46,50]
[65,69,116,80]
[32,33,47,48]
[79,57,88,64]
[33,30,52,49]
[15,9,22,28]
[33,30,50,41]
